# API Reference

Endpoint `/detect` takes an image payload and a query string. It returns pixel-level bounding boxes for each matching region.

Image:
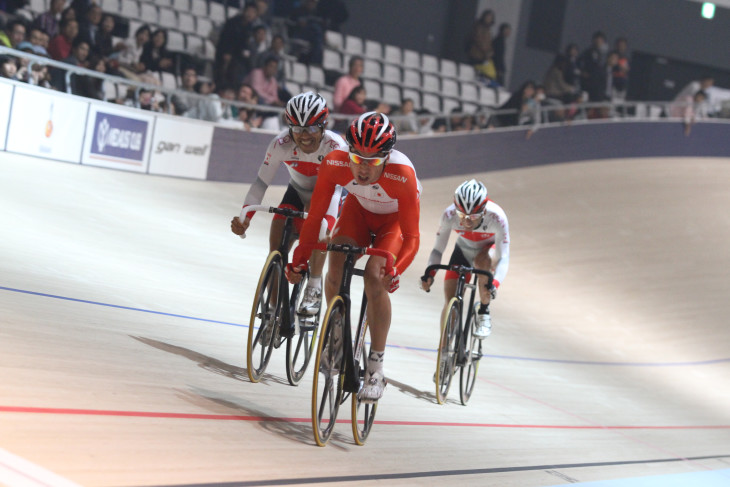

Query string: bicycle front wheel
[311,296,346,447]
[286,273,318,386]
[460,305,482,405]
[246,251,283,383]
[436,298,460,404]
[351,319,377,445]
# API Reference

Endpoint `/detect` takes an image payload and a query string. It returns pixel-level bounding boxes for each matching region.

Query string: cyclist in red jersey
[287,112,421,402]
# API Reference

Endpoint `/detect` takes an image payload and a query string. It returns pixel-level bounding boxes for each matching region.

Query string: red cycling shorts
[331,194,402,261]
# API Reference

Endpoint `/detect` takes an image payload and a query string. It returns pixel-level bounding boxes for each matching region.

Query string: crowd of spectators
[2,1,728,136]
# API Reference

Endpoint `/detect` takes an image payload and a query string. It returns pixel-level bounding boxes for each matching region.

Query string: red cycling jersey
[293,149,421,275]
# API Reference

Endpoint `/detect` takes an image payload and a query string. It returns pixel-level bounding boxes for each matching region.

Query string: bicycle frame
[246,205,307,337]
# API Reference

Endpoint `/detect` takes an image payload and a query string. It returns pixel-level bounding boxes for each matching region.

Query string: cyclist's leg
[472,243,494,338]
[358,214,402,402]
[473,244,494,305]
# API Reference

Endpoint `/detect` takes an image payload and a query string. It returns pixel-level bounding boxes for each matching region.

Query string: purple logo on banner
[91,112,148,162]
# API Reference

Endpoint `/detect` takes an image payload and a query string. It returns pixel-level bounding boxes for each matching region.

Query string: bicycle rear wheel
[460,305,482,405]
[286,273,318,386]
[246,251,283,383]
[351,318,377,445]
[311,296,346,447]
[436,298,460,404]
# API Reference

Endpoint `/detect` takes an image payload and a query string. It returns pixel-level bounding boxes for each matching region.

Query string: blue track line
[3,285,730,368]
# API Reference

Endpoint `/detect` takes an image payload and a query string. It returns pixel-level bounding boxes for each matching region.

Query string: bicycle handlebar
[305,242,395,274]
[239,205,327,241]
[421,264,494,289]
[240,204,308,220]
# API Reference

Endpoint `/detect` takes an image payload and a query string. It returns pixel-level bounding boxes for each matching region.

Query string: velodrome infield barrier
[2,77,730,184]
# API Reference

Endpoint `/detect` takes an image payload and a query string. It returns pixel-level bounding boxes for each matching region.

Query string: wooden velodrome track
[1,151,729,487]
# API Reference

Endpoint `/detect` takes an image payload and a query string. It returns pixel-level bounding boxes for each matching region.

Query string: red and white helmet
[454,179,488,215]
[285,91,329,126]
[345,111,396,154]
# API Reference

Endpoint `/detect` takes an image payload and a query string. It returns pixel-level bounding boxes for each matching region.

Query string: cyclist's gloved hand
[386,268,400,293]
[285,263,308,284]
[420,275,433,292]
[489,279,500,300]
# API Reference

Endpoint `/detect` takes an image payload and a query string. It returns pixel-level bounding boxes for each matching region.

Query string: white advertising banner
[82,104,154,172]
[0,80,13,151]
[148,116,213,179]
[6,85,88,163]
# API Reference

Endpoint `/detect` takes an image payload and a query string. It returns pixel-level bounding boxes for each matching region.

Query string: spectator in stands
[563,43,581,93]
[288,0,324,65]
[137,88,161,111]
[682,89,708,136]
[0,55,18,79]
[217,85,237,120]
[492,23,511,86]
[28,26,49,49]
[171,66,198,115]
[116,24,159,85]
[392,98,419,134]
[47,17,77,60]
[338,85,366,115]
[187,77,223,122]
[140,28,174,74]
[50,37,89,90]
[254,33,293,102]
[233,82,263,129]
[254,0,272,26]
[93,13,117,59]
[543,54,579,104]
[333,54,362,111]
[605,50,627,114]
[75,3,101,52]
[32,0,65,39]
[670,75,714,118]
[613,37,629,95]
[316,0,348,32]
[244,54,285,106]
[250,24,268,60]
[0,19,26,48]
[0,0,28,23]
[465,9,495,78]
[449,106,476,132]
[214,2,260,90]
[492,79,536,129]
[69,0,92,18]
[74,52,106,99]
[578,31,608,116]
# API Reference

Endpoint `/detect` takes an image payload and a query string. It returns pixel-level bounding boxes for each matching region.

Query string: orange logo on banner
[45,120,53,138]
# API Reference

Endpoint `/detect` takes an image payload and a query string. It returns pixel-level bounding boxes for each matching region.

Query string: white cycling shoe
[473,312,492,339]
[357,369,387,403]
[298,283,322,315]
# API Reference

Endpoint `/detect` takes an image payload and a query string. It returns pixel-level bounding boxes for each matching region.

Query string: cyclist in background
[230,92,347,316]
[421,179,510,338]
[287,112,421,403]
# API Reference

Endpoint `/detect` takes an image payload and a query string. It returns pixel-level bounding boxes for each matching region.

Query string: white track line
[0,448,82,487]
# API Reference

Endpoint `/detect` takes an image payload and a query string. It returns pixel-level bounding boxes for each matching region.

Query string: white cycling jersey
[242,129,347,219]
[427,201,510,286]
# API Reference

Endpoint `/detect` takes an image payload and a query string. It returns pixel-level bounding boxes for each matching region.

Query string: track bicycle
[421,264,494,405]
[304,242,394,447]
[244,205,321,386]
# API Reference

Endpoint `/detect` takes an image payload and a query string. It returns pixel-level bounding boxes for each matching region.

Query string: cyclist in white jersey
[421,179,510,338]
[231,92,347,314]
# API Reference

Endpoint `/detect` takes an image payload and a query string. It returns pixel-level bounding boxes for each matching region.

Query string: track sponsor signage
[147,116,213,179]
[0,79,13,150]
[82,105,153,172]
[5,84,88,162]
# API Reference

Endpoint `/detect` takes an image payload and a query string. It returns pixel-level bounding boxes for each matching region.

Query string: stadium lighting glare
[702,2,716,19]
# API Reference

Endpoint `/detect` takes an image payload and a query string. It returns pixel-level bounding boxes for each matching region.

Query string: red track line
[2,405,728,430]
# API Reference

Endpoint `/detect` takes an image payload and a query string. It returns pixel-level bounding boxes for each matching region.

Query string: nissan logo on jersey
[91,112,147,162]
